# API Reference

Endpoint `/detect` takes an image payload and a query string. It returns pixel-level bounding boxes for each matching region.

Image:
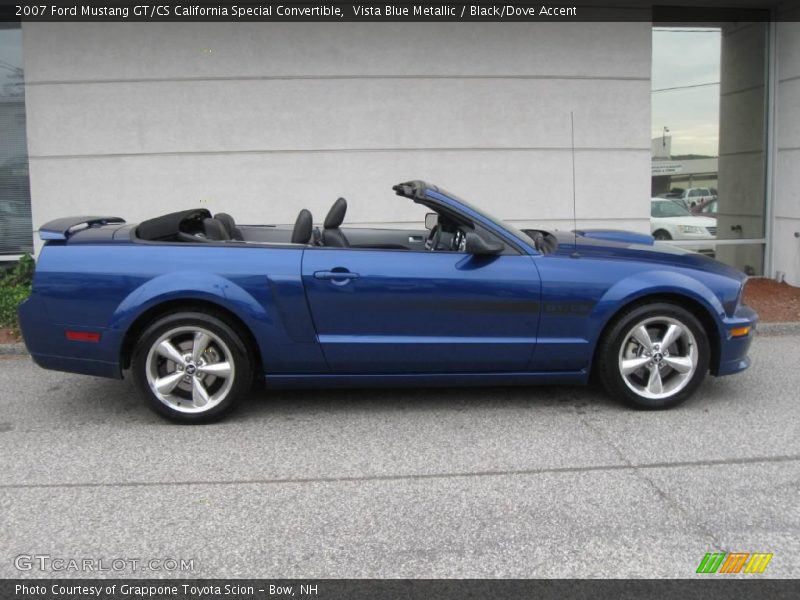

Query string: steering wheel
[425,224,442,251]
[532,231,545,253]
[452,229,467,252]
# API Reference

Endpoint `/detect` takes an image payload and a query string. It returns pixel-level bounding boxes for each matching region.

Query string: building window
[651,20,769,275]
[0,23,32,256]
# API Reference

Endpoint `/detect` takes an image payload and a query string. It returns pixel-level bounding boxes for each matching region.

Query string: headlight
[677,225,704,234]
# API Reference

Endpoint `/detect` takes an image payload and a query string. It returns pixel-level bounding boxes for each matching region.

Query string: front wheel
[597,303,710,410]
[132,311,252,423]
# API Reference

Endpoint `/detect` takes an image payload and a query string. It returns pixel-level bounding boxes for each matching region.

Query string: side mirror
[424,213,438,230]
[465,232,503,256]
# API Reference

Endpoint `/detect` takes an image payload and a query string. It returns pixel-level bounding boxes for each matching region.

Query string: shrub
[3,253,35,287]
[0,284,31,329]
[0,254,34,331]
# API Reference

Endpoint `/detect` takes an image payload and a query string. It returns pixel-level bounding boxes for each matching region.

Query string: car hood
[547,229,745,282]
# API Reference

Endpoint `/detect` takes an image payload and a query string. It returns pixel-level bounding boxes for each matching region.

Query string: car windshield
[433,187,533,247]
[652,200,691,218]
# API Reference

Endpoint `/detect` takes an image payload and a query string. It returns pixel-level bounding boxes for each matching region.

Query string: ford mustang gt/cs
[18,181,757,423]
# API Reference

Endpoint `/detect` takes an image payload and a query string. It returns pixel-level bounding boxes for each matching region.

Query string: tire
[653,230,672,241]
[596,302,710,410]
[131,311,252,423]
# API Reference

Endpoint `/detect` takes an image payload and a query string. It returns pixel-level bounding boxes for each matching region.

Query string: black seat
[291,209,313,244]
[202,218,230,241]
[214,213,243,240]
[322,197,349,248]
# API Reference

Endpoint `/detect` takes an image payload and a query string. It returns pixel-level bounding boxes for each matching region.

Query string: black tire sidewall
[131,311,252,423]
[598,302,710,410]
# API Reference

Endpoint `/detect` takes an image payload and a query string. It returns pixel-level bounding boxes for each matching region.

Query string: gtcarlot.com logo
[14,554,195,573]
[696,552,773,574]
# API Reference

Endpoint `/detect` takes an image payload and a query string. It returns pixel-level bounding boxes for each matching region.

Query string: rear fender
[108,271,283,373]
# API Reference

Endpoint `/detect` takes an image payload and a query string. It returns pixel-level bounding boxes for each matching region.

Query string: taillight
[65,331,101,342]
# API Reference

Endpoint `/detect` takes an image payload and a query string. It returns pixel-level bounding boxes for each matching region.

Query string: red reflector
[65,331,101,342]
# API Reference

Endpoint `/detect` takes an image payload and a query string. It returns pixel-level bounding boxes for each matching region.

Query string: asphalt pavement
[0,332,798,578]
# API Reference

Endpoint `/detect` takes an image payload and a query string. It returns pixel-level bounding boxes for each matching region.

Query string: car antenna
[570,111,580,258]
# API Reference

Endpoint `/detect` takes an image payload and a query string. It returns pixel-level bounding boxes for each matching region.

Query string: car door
[301,248,541,373]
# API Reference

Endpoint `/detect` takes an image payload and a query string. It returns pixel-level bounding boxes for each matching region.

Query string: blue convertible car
[19,181,757,423]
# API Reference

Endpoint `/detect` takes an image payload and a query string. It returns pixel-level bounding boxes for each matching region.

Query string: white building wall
[22,21,652,235]
[775,2,800,285]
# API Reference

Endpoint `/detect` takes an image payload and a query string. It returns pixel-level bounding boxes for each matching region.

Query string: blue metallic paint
[18,184,757,391]
[301,249,540,373]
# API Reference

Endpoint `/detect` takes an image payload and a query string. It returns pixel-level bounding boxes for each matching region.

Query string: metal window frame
[764,16,778,278]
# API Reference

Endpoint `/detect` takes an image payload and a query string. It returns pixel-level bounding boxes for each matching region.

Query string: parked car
[19,181,756,423]
[651,198,717,244]
[680,187,717,209]
[691,197,718,215]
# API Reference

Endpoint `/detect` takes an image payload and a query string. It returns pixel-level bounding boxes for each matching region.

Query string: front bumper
[714,304,758,377]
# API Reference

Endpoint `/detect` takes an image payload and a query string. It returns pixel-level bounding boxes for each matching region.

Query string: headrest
[203,218,230,241]
[324,197,347,229]
[137,208,211,240]
[291,209,313,244]
[214,213,237,239]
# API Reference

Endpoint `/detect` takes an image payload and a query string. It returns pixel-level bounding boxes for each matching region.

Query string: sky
[651,28,721,157]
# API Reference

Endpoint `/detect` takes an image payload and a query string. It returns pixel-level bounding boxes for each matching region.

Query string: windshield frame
[425,187,537,253]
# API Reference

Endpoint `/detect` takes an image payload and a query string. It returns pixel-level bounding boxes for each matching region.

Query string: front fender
[592,269,727,340]
[588,269,731,375]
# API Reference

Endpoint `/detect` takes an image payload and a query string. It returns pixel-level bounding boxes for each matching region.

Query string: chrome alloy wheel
[617,316,698,400]
[145,326,235,414]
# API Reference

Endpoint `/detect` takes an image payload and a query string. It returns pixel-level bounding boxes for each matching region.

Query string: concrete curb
[756,321,800,336]
[0,342,28,356]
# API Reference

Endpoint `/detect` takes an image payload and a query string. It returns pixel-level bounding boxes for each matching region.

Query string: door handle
[408,235,424,243]
[313,270,361,281]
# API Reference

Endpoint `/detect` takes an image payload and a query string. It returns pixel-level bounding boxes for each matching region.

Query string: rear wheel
[597,303,709,410]
[132,311,252,423]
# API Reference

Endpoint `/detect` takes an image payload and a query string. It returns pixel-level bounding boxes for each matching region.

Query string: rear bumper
[28,353,121,379]
[714,304,758,377]
[18,294,122,379]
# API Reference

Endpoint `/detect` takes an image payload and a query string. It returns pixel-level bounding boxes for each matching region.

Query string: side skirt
[265,370,588,389]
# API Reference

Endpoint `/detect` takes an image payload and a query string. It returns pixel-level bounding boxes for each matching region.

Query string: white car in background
[650,198,717,255]
[680,187,717,209]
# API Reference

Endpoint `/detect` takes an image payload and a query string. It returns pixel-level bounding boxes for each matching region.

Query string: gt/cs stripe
[719,553,749,573]
[744,553,773,573]
[696,552,773,574]
[697,552,726,573]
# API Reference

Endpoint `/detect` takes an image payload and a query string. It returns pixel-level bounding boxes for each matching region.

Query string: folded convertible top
[136,208,211,241]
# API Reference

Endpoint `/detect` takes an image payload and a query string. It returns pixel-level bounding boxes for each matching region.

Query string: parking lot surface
[0,333,798,578]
